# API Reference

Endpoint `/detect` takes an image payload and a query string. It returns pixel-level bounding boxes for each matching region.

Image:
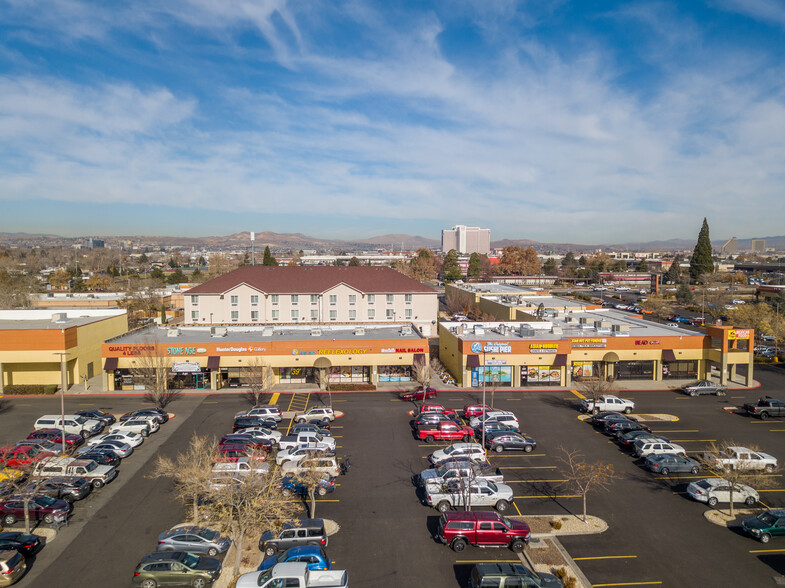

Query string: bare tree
[130,335,180,409]
[697,441,779,518]
[149,434,218,522]
[642,295,674,320]
[316,367,333,407]
[242,358,274,406]
[576,377,617,413]
[287,462,331,519]
[558,447,615,522]
[412,355,432,389]
[6,465,62,533]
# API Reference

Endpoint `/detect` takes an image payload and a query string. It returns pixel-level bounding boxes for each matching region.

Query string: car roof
[444,510,499,521]
[140,551,188,563]
[285,545,324,556]
[163,526,213,537]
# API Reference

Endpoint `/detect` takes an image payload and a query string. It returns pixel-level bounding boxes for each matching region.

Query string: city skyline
[2,1,785,242]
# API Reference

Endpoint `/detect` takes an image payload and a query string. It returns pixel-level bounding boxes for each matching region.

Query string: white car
[469,411,518,430]
[111,419,152,437]
[275,443,334,466]
[687,478,759,507]
[88,431,144,448]
[234,405,282,422]
[233,427,282,445]
[615,286,631,292]
[430,443,486,466]
[580,395,635,414]
[281,456,341,477]
[635,441,686,458]
[127,416,160,433]
[212,457,270,478]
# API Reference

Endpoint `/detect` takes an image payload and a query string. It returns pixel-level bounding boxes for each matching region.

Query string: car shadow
[538,394,579,411]
[425,515,443,543]
[453,564,475,586]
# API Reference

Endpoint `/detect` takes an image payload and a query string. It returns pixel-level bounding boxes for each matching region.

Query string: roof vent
[473,325,485,335]
[210,327,227,337]
[262,327,274,336]
[612,324,630,336]
[353,327,366,336]
[519,326,535,337]
[551,326,563,335]
[51,312,69,323]
[310,328,323,337]
[167,327,180,337]
[400,325,413,336]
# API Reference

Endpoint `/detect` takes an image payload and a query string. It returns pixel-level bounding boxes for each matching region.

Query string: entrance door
[193,373,206,389]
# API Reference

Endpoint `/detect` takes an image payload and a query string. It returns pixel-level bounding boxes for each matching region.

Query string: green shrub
[4,384,59,395]
[326,384,376,391]
[551,519,563,530]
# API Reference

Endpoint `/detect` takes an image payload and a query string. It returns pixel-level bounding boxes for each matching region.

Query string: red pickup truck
[416,421,475,443]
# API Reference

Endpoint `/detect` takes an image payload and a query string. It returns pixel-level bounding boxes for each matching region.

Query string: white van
[34,415,104,438]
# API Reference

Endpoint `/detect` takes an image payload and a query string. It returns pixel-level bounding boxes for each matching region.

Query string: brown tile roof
[186,266,436,295]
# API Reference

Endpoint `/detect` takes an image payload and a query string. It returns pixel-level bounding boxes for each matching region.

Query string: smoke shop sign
[470,342,512,354]
[571,338,607,349]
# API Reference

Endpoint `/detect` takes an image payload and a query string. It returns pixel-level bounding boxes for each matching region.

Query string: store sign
[635,340,661,346]
[728,330,750,340]
[293,348,368,355]
[172,362,201,373]
[107,345,154,356]
[486,360,507,365]
[571,338,607,348]
[167,347,197,356]
[471,342,513,354]
[529,343,558,354]
[380,348,396,353]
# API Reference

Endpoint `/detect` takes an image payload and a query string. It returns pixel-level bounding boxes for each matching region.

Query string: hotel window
[230,295,239,306]
[191,311,199,321]
[329,295,337,305]
[386,294,394,304]
[272,310,279,320]
[250,295,258,306]
[191,295,199,306]
[367,295,375,304]
[310,309,318,320]
[291,310,299,321]
[329,310,337,321]
[291,295,299,305]
[251,311,259,321]
[368,309,375,319]
[231,311,239,322]
[405,309,412,319]
[405,294,412,304]
[349,310,356,320]
[348,295,356,305]
[386,309,394,319]
[310,295,318,304]
[271,295,279,305]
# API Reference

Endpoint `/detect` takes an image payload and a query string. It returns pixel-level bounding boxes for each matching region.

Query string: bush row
[327,384,376,391]
[3,384,59,395]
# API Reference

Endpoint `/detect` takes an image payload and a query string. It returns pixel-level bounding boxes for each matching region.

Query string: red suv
[400,387,437,402]
[0,445,56,469]
[419,403,457,417]
[464,404,492,418]
[438,511,530,553]
[214,445,268,463]
[26,429,84,448]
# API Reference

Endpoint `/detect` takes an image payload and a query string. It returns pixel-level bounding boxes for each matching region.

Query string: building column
[512,365,520,389]
[747,354,755,386]
[564,365,572,388]
[719,354,729,385]
[729,363,737,383]
[0,362,4,395]
[653,360,660,381]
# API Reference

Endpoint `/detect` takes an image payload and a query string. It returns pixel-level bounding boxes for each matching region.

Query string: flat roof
[451,283,539,295]
[0,309,127,330]
[484,294,588,309]
[110,323,425,345]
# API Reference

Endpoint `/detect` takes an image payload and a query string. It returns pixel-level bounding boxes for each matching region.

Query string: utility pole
[54,352,70,454]
[250,231,255,266]
[481,348,487,452]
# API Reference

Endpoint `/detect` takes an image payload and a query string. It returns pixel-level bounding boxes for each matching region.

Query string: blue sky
[1,0,785,244]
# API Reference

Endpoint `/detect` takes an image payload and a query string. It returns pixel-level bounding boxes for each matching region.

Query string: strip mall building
[439,309,754,388]
[102,324,428,391]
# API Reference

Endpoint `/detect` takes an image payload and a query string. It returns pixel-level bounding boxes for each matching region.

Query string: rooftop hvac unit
[594,321,611,329]
[51,312,68,323]
[551,326,563,335]
[473,325,485,335]
[353,327,366,336]
[519,326,535,337]
[210,327,227,337]
[564,316,574,323]
[310,328,323,337]
[578,317,588,325]
[400,325,413,336]
[612,324,630,336]
[167,327,180,337]
[262,327,274,337]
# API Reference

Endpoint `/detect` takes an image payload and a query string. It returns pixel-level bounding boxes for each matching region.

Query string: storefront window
[615,360,654,380]
[378,365,412,382]
[571,362,595,379]
[279,367,314,384]
[328,366,369,383]
[470,366,512,387]
[662,361,698,379]
[521,366,561,387]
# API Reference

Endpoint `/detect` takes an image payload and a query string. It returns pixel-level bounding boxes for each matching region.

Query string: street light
[54,352,70,454]
[481,349,486,452]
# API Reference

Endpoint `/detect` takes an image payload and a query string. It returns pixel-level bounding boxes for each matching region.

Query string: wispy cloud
[713,0,785,28]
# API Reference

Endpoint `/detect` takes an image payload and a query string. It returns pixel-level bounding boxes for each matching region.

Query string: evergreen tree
[561,252,576,267]
[150,267,165,281]
[348,257,361,266]
[168,257,177,269]
[441,249,463,282]
[160,303,167,324]
[466,253,483,279]
[664,256,681,284]
[262,246,278,266]
[139,253,149,264]
[634,259,649,272]
[167,269,186,284]
[542,258,558,275]
[689,218,714,281]
[675,282,693,305]
[578,256,588,266]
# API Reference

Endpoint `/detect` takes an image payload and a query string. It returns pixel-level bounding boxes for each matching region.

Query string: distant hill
[353,234,439,249]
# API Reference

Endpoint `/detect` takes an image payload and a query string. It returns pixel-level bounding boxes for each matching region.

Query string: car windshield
[500,516,513,527]
[696,481,712,489]
[444,446,457,455]
[182,553,199,568]
[256,569,274,586]
[758,513,778,525]
[74,416,87,425]
[486,481,497,492]
[83,462,98,472]
[200,529,219,541]
[36,495,57,507]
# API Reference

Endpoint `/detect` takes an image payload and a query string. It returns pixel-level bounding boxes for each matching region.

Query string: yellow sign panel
[728,330,750,340]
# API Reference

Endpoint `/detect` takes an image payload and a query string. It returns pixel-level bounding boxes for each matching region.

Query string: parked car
[258,519,328,557]
[0,494,71,526]
[399,388,437,402]
[31,456,118,489]
[420,461,505,488]
[644,453,701,475]
[110,419,152,437]
[14,439,58,452]
[703,446,778,472]
[231,427,282,444]
[604,419,650,437]
[291,423,331,438]
[280,474,335,497]
[257,545,331,572]
[463,404,493,418]
[88,431,144,448]
[75,409,116,427]
[418,403,458,417]
[233,416,277,432]
[0,445,56,470]
[485,432,536,453]
[635,441,686,458]
[617,432,668,451]
[214,445,268,464]
[411,413,458,429]
[580,395,635,414]
[473,420,516,439]
[0,550,26,586]
[469,411,518,430]
[236,562,347,588]
[430,443,486,466]
[234,405,282,422]
[22,476,92,503]
[211,457,270,478]
[742,510,785,544]
[425,479,514,513]
[0,470,23,484]
[33,414,104,438]
[681,380,727,396]
[132,551,222,588]
[687,478,759,506]
[468,562,563,588]
[743,397,785,420]
[280,457,341,478]
[438,510,530,552]
[157,526,231,557]
[74,448,121,467]
[89,440,134,459]
[120,408,169,424]
[278,432,336,453]
[219,435,273,452]
[293,407,335,425]
[25,429,84,448]
[590,412,631,427]
[0,532,41,557]
[275,444,334,467]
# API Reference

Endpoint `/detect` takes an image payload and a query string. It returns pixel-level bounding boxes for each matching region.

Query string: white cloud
[713,0,785,28]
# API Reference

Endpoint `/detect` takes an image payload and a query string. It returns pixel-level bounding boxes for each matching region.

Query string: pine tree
[466,253,482,279]
[542,258,558,275]
[664,256,681,284]
[689,218,714,281]
[262,246,278,266]
[441,250,463,282]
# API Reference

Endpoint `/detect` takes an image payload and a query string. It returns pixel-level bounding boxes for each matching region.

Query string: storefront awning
[553,354,567,367]
[104,357,118,371]
[313,357,332,369]
[662,350,677,362]
[207,356,220,369]
[466,355,480,368]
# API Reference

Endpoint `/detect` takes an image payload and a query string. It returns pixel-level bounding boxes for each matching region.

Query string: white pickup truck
[704,446,778,472]
[236,562,348,588]
[277,432,336,452]
[580,395,635,414]
[419,461,504,487]
[425,478,514,513]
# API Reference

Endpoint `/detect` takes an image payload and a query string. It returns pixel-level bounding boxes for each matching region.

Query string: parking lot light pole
[54,352,70,454]
[482,348,486,452]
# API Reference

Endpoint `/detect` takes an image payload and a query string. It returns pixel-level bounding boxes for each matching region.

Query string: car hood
[742,516,770,530]
[420,469,439,482]
[192,556,222,572]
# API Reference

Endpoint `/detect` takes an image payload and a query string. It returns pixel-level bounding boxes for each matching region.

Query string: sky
[1,0,785,244]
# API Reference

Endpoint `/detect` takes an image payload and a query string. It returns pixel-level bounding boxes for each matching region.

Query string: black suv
[75,448,121,467]
[469,563,563,587]
[75,409,116,427]
[234,416,277,432]
[258,518,327,557]
[23,476,92,503]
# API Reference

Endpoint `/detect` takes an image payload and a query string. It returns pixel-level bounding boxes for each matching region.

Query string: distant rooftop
[0,309,127,330]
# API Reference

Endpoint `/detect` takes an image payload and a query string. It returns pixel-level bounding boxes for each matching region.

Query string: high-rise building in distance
[441,225,491,255]
[751,239,766,253]
[720,237,738,255]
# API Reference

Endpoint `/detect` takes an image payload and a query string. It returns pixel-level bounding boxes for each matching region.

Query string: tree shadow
[0,397,12,415]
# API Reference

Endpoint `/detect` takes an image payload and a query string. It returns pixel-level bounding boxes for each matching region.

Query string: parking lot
[2,364,784,587]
